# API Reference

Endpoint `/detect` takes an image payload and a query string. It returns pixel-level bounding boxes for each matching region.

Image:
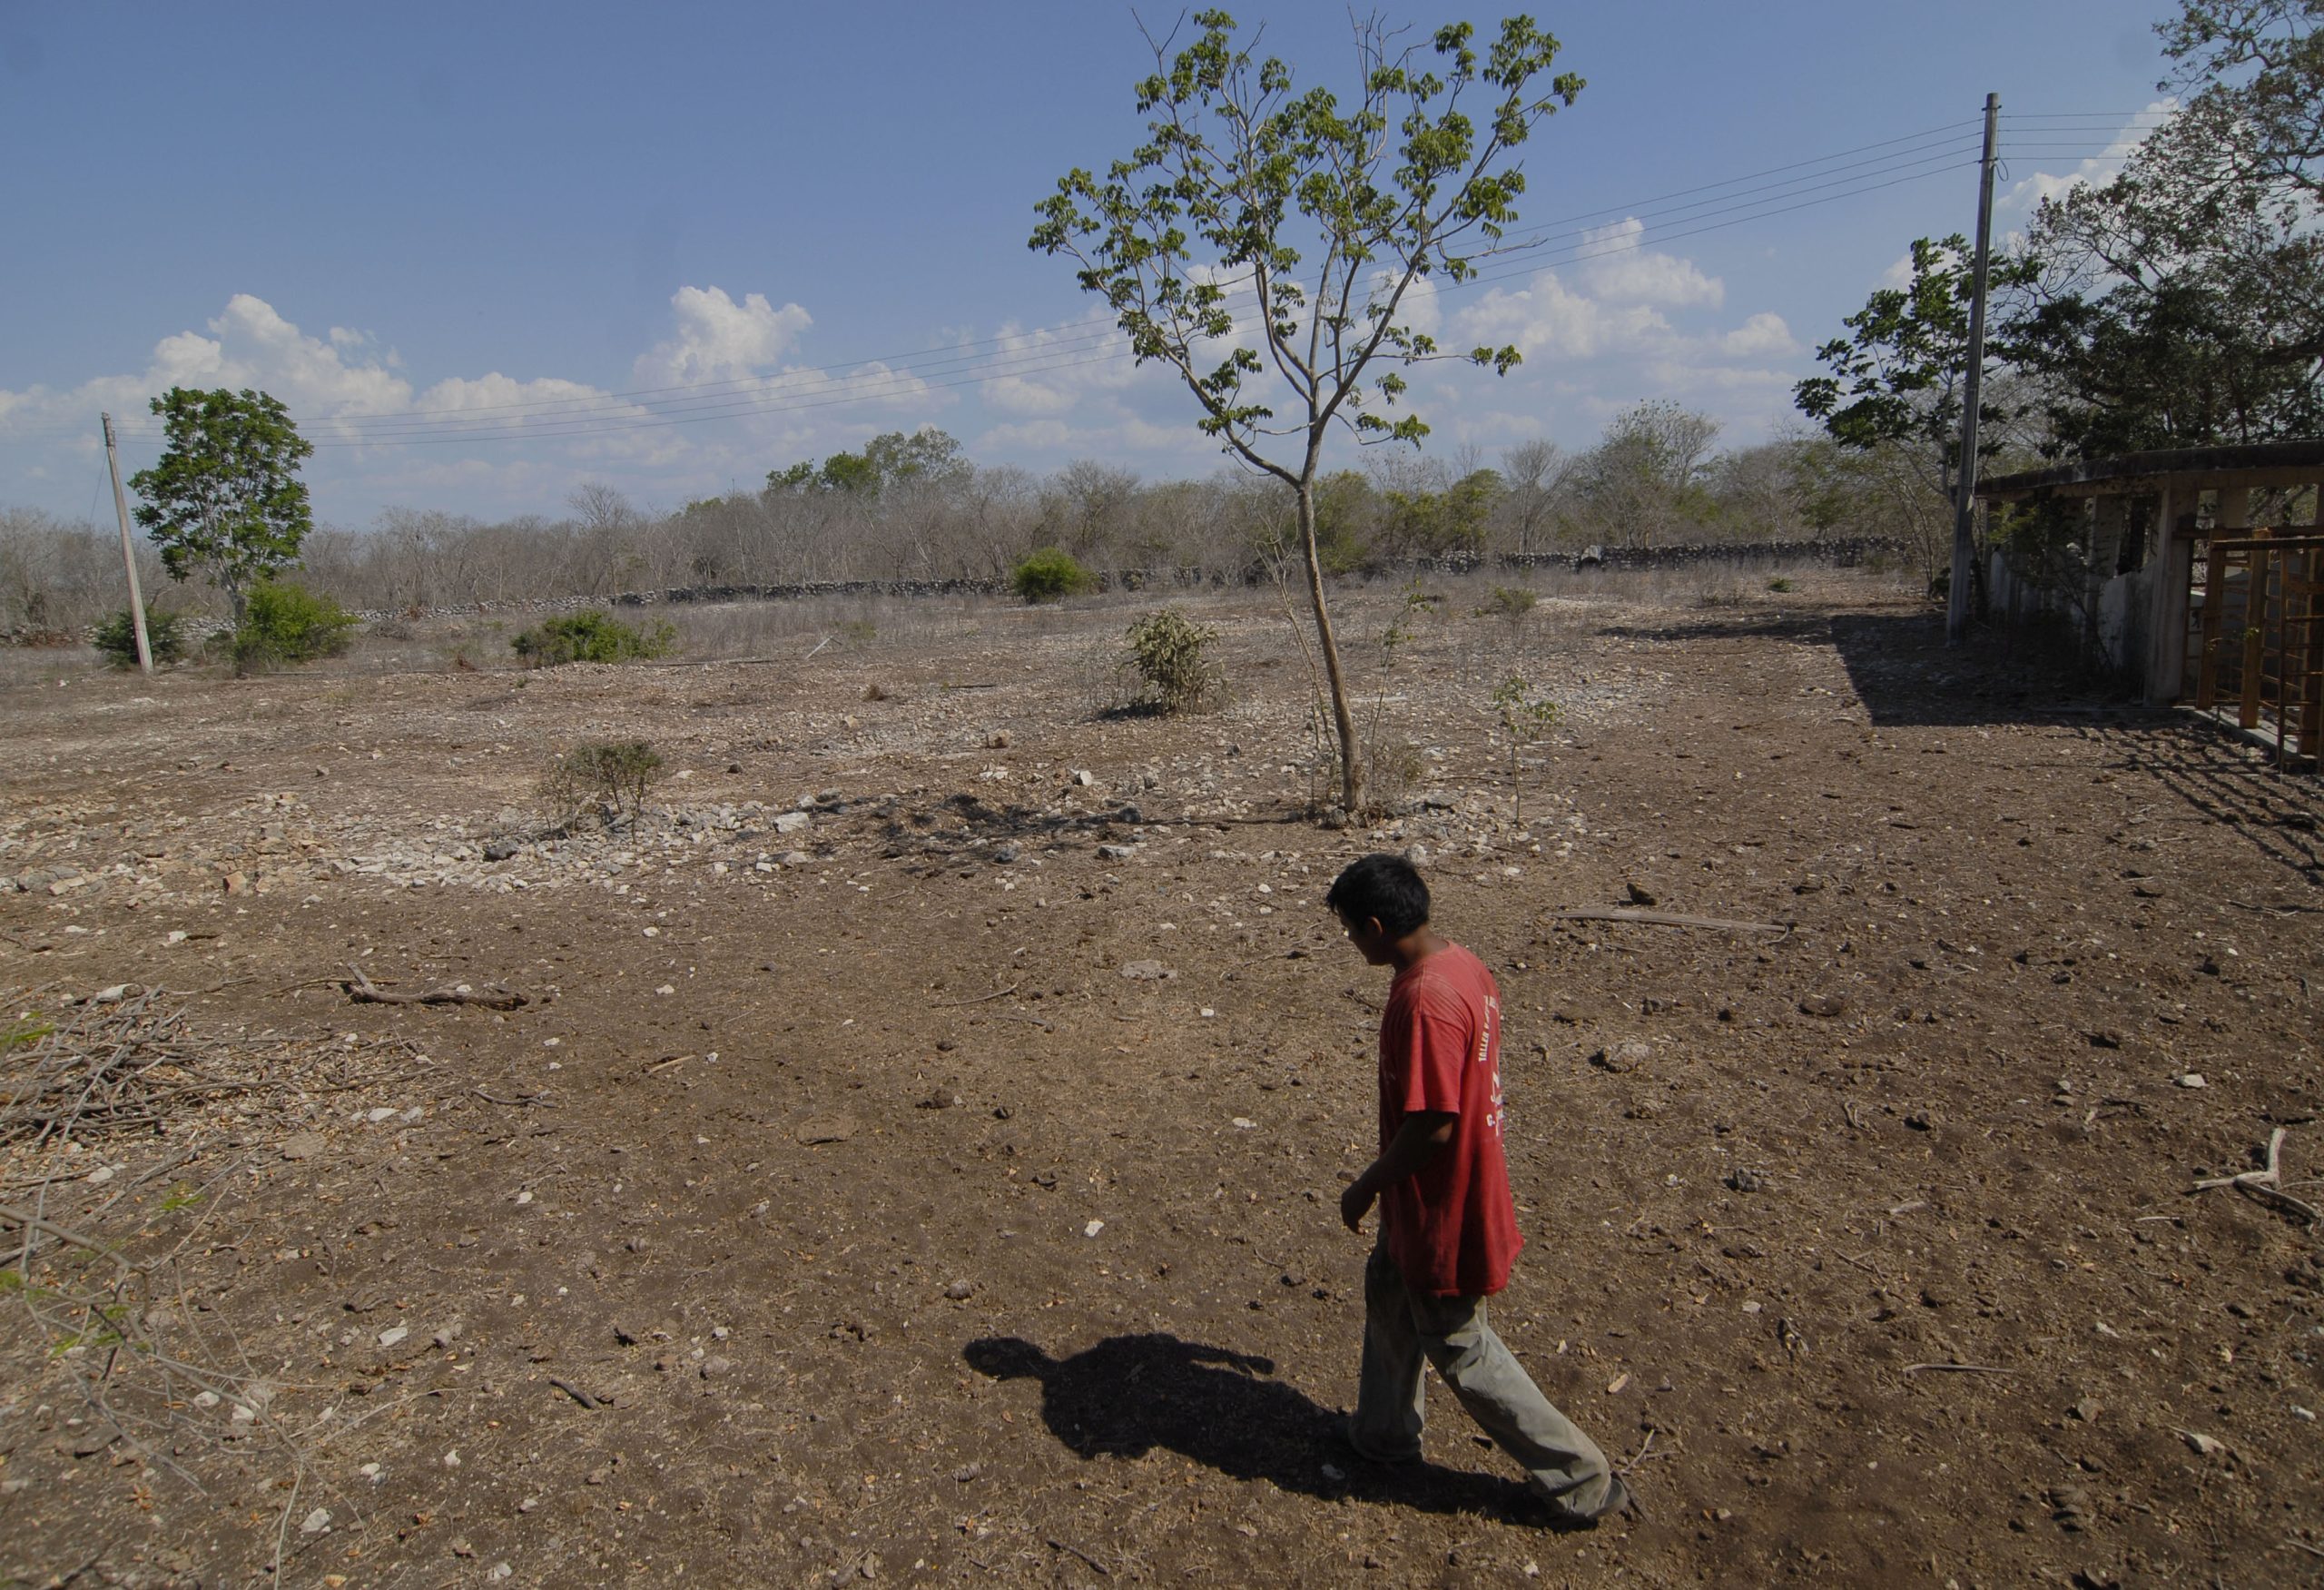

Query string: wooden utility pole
[102,412,153,674]
[1945,92,2001,648]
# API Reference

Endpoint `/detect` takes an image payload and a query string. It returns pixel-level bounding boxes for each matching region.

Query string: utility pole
[102,412,153,674]
[1945,92,2000,647]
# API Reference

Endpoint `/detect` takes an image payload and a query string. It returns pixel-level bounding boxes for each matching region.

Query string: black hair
[1325,853,1431,938]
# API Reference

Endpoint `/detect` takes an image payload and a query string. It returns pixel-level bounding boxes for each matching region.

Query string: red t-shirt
[1376,943,1522,1298]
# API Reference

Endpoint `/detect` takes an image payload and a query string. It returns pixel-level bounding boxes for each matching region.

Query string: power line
[46,110,2164,451]
[177,123,2002,436]
[290,155,2002,449]
[266,137,2016,445]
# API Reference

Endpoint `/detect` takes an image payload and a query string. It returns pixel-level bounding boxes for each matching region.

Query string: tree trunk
[1296,479,1364,815]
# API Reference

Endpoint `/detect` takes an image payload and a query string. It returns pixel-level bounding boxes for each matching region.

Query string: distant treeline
[2,401,1947,636]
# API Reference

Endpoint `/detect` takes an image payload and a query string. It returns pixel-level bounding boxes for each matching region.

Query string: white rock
[378,1325,409,1348]
[2176,1072,2207,1089]
[300,1507,332,1535]
[1084,1220,1105,1238]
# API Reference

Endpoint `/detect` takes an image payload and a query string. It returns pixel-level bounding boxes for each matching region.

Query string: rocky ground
[2,568,2319,1588]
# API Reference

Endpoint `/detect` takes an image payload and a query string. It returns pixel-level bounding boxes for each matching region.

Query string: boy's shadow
[962,1334,1538,1520]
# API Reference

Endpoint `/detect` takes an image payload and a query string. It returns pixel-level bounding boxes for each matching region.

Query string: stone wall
[44,538,1903,646]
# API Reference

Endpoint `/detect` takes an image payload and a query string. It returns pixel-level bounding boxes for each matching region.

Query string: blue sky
[1,2,2174,526]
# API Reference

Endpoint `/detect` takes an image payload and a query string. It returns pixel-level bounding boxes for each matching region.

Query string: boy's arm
[1340,1111,1457,1234]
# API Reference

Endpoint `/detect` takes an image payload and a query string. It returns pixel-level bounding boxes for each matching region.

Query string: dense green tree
[1794,238,2034,502]
[1030,8,1581,815]
[129,387,314,622]
[1382,468,1502,557]
[765,428,968,497]
[2004,2,2323,457]
[2009,128,2323,455]
[2158,0,2321,202]
[1577,399,1723,548]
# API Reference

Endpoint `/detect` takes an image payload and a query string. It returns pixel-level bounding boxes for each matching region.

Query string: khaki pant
[1352,1243,1629,1523]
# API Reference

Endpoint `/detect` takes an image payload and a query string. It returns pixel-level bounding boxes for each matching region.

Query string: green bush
[232,581,357,673]
[510,610,676,667]
[1485,586,1537,620]
[1012,547,1091,604]
[92,606,186,668]
[1124,606,1222,715]
[1767,576,1796,593]
[541,739,665,827]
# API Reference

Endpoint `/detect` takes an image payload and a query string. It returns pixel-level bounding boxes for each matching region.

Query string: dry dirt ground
[3,568,2319,1589]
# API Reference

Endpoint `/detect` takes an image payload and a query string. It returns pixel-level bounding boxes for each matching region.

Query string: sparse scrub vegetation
[1123,607,1222,716]
[510,610,675,667]
[540,739,665,828]
[1491,673,1562,826]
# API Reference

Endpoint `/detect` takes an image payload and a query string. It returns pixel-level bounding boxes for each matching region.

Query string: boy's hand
[1340,1180,1376,1233]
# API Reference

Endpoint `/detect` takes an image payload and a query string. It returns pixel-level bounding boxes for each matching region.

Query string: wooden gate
[2191,533,2324,766]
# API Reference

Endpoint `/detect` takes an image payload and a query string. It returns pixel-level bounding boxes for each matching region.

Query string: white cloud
[0,292,415,439]
[1453,270,1673,360]
[976,419,1075,452]
[1575,220,1724,309]
[634,285,812,386]
[1715,312,1799,359]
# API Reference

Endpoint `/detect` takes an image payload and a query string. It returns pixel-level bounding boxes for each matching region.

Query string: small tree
[1490,672,1560,826]
[129,388,314,623]
[1032,11,1582,815]
[94,606,185,668]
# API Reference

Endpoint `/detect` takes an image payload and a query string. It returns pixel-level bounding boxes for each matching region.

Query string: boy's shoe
[1538,1473,1638,1533]
[1339,1415,1420,1467]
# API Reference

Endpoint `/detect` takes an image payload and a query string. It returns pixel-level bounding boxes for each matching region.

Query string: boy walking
[1325,853,1630,1528]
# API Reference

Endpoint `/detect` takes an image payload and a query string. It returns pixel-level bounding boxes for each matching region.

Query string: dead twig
[471,1089,548,1108]
[1047,1538,1111,1577]
[342,966,528,1012]
[1902,1362,2014,1376]
[930,983,1020,1010]
[2192,1128,2319,1224]
[547,1376,602,1410]
[1548,907,1793,938]
[0,1203,140,1273]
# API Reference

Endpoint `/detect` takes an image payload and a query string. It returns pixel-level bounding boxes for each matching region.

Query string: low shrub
[1767,576,1796,593]
[92,606,187,668]
[1123,606,1222,715]
[1483,586,1537,623]
[511,610,676,667]
[232,582,357,673]
[541,739,665,828]
[1012,547,1091,604]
